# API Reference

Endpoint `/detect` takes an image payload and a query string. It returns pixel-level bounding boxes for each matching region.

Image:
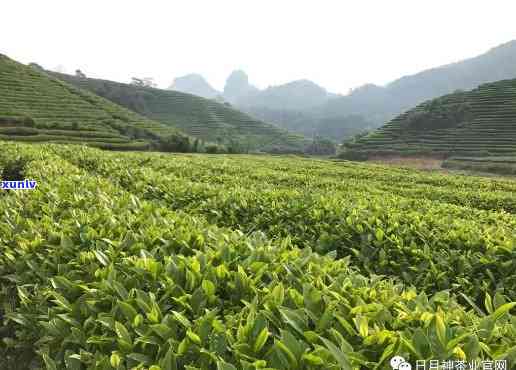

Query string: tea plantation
[50,73,306,153]
[344,79,516,159]
[1,143,516,369]
[0,55,188,151]
[443,156,516,176]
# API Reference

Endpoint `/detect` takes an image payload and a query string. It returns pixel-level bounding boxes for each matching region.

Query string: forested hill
[51,72,307,153]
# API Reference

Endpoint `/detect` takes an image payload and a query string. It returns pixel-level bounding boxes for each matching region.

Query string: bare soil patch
[368,156,444,170]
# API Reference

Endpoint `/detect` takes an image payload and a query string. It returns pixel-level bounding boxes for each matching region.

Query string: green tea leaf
[320,337,351,370]
[253,327,269,353]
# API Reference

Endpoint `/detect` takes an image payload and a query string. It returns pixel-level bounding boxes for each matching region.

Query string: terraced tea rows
[53,146,516,299]
[51,72,307,153]
[443,156,516,176]
[344,79,516,158]
[0,54,185,150]
[1,143,516,369]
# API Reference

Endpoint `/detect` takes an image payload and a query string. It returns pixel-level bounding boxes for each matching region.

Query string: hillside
[52,72,307,152]
[343,78,516,158]
[323,40,516,125]
[443,156,516,176]
[0,54,185,150]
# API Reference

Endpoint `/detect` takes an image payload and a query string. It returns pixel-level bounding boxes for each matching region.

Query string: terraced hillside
[343,78,516,158]
[443,156,516,175]
[51,72,307,152]
[0,54,186,150]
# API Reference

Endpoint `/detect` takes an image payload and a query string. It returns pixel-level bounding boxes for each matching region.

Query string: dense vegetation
[0,54,195,151]
[1,143,516,369]
[50,72,307,154]
[342,78,516,159]
[443,156,516,176]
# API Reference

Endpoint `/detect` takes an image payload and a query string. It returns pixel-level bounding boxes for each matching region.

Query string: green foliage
[304,136,336,156]
[348,78,516,157]
[443,157,516,175]
[1,143,516,369]
[0,115,35,127]
[0,157,27,181]
[49,71,307,153]
[403,94,472,130]
[337,150,369,161]
[0,54,186,150]
[205,144,227,154]
[157,133,193,153]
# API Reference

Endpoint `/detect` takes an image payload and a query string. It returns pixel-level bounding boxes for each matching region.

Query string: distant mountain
[170,70,335,111]
[223,70,259,103]
[169,73,219,99]
[237,79,335,111]
[323,40,516,125]
[228,78,356,141]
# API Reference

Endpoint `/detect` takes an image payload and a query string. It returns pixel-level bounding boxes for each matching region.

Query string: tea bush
[1,143,516,369]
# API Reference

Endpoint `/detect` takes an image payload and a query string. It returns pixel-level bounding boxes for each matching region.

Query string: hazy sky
[2,1,516,94]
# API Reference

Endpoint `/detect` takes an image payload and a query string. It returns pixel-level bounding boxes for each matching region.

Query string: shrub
[205,144,227,154]
[1,158,27,181]
[157,134,193,153]
[304,136,336,155]
[337,150,369,161]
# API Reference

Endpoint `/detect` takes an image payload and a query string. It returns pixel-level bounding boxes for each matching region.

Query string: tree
[29,63,44,71]
[341,131,369,149]
[131,78,144,87]
[143,77,157,88]
[193,138,200,152]
[304,136,336,155]
[131,77,157,88]
[75,69,86,78]
[227,139,244,154]
[158,133,192,153]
